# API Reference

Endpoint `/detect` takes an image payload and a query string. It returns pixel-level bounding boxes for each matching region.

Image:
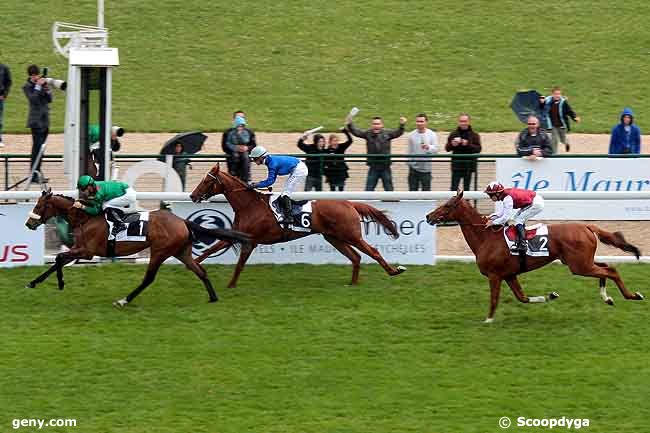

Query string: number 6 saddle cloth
[504,223,550,257]
[269,194,313,233]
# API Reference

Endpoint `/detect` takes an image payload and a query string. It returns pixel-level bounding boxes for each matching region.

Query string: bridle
[198,170,249,201]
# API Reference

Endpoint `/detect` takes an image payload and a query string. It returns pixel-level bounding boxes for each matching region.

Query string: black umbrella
[160,131,207,154]
[510,90,543,123]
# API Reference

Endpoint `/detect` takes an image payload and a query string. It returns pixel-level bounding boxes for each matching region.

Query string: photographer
[23,64,52,183]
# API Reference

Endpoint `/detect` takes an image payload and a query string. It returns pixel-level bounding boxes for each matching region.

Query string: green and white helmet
[249,146,268,160]
[77,175,95,189]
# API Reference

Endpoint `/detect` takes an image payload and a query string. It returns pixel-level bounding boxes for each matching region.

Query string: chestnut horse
[426,189,644,322]
[189,163,406,287]
[24,191,249,307]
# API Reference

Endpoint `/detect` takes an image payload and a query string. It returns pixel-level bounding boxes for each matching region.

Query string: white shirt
[489,196,515,225]
[407,128,438,172]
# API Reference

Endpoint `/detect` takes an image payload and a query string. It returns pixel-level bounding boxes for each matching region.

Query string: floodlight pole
[98,0,105,28]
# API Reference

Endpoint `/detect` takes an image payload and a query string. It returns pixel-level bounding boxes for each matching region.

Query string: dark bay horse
[24,191,249,307]
[426,189,644,322]
[189,163,406,287]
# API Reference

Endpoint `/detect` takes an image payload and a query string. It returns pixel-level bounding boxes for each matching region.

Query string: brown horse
[426,188,644,322]
[24,190,249,307]
[188,163,406,287]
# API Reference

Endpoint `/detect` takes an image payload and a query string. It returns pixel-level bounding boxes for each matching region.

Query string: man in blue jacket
[539,87,580,153]
[249,146,308,225]
[609,108,641,155]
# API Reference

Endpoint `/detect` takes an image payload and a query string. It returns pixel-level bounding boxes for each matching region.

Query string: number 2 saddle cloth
[503,223,550,257]
[269,194,313,233]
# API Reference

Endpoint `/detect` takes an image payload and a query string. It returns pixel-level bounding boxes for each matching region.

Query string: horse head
[190,163,226,203]
[426,187,468,225]
[25,189,63,230]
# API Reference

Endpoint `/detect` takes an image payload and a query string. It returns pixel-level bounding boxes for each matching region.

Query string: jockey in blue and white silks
[249,146,308,224]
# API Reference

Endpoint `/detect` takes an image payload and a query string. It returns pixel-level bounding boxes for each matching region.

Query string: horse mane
[457,198,488,223]
[54,194,75,202]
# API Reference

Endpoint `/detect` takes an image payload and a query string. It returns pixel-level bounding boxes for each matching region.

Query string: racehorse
[189,163,406,287]
[426,188,644,322]
[24,190,250,307]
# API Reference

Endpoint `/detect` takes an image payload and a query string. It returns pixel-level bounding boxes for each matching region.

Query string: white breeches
[282,161,308,196]
[512,195,544,225]
[102,187,137,213]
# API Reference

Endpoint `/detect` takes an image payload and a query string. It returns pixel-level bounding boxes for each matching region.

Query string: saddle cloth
[270,194,313,233]
[504,223,550,257]
[106,211,150,242]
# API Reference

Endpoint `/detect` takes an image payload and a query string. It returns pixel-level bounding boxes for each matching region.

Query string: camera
[41,67,67,91]
[111,126,125,137]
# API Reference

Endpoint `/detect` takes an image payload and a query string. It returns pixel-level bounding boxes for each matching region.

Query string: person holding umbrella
[159,131,207,190]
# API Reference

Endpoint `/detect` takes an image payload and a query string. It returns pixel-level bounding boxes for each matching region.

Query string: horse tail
[185,220,251,246]
[351,202,399,239]
[587,225,641,259]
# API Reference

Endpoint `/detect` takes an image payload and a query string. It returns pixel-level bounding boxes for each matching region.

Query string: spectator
[0,62,12,148]
[221,110,256,181]
[406,113,438,191]
[224,114,255,182]
[609,108,641,155]
[23,64,51,183]
[515,116,553,160]
[539,86,580,153]
[324,128,353,191]
[347,116,406,191]
[171,142,190,189]
[297,132,326,191]
[446,113,482,191]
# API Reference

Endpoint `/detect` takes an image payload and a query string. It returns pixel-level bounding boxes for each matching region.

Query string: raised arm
[346,122,367,139]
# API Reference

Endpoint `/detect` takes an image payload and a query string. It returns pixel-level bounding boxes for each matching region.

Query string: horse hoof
[484,317,494,324]
[112,298,128,308]
[227,284,236,289]
[391,265,407,276]
[635,292,645,300]
[605,297,614,306]
[58,282,65,291]
[548,291,560,300]
[209,297,219,303]
[25,282,36,289]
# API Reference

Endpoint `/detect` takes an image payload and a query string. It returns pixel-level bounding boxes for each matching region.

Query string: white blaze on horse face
[28,212,42,220]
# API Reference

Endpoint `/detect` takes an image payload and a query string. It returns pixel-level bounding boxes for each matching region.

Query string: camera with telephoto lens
[41,67,67,91]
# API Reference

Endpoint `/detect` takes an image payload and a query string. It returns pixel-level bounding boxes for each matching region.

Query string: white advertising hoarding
[171,201,436,265]
[0,204,45,267]
[496,158,650,220]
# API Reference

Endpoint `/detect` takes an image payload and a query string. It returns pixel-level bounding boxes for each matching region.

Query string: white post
[104,68,112,180]
[98,0,105,28]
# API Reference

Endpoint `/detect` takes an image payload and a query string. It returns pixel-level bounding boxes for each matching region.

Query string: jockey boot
[280,195,294,226]
[516,223,527,253]
[106,208,126,236]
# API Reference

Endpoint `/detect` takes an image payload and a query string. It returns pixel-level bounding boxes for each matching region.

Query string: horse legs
[324,235,361,285]
[485,277,502,323]
[567,260,644,304]
[195,240,232,264]
[349,238,405,276]
[113,253,167,308]
[504,276,559,304]
[227,243,255,289]
[175,245,219,302]
[27,255,74,289]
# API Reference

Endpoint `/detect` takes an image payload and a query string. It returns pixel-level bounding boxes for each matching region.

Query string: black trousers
[30,127,49,177]
[450,166,475,191]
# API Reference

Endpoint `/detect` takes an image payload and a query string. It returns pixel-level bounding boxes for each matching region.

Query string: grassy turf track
[2,1,649,134]
[1,262,649,432]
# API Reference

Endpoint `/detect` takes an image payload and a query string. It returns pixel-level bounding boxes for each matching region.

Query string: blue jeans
[0,99,4,141]
[365,167,393,191]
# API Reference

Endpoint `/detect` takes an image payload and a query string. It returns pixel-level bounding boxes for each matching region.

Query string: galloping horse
[24,190,249,307]
[189,163,406,287]
[426,188,644,322]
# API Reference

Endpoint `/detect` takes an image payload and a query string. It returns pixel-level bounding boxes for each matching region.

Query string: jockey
[484,181,544,252]
[248,145,308,225]
[74,175,138,235]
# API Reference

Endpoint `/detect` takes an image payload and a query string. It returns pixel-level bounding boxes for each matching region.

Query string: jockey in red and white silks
[484,181,544,251]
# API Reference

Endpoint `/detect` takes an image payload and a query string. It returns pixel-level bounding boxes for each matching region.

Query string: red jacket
[503,188,536,208]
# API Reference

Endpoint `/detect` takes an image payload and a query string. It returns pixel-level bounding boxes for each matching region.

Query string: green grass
[2,1,649,134]
[1,262,649,432]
